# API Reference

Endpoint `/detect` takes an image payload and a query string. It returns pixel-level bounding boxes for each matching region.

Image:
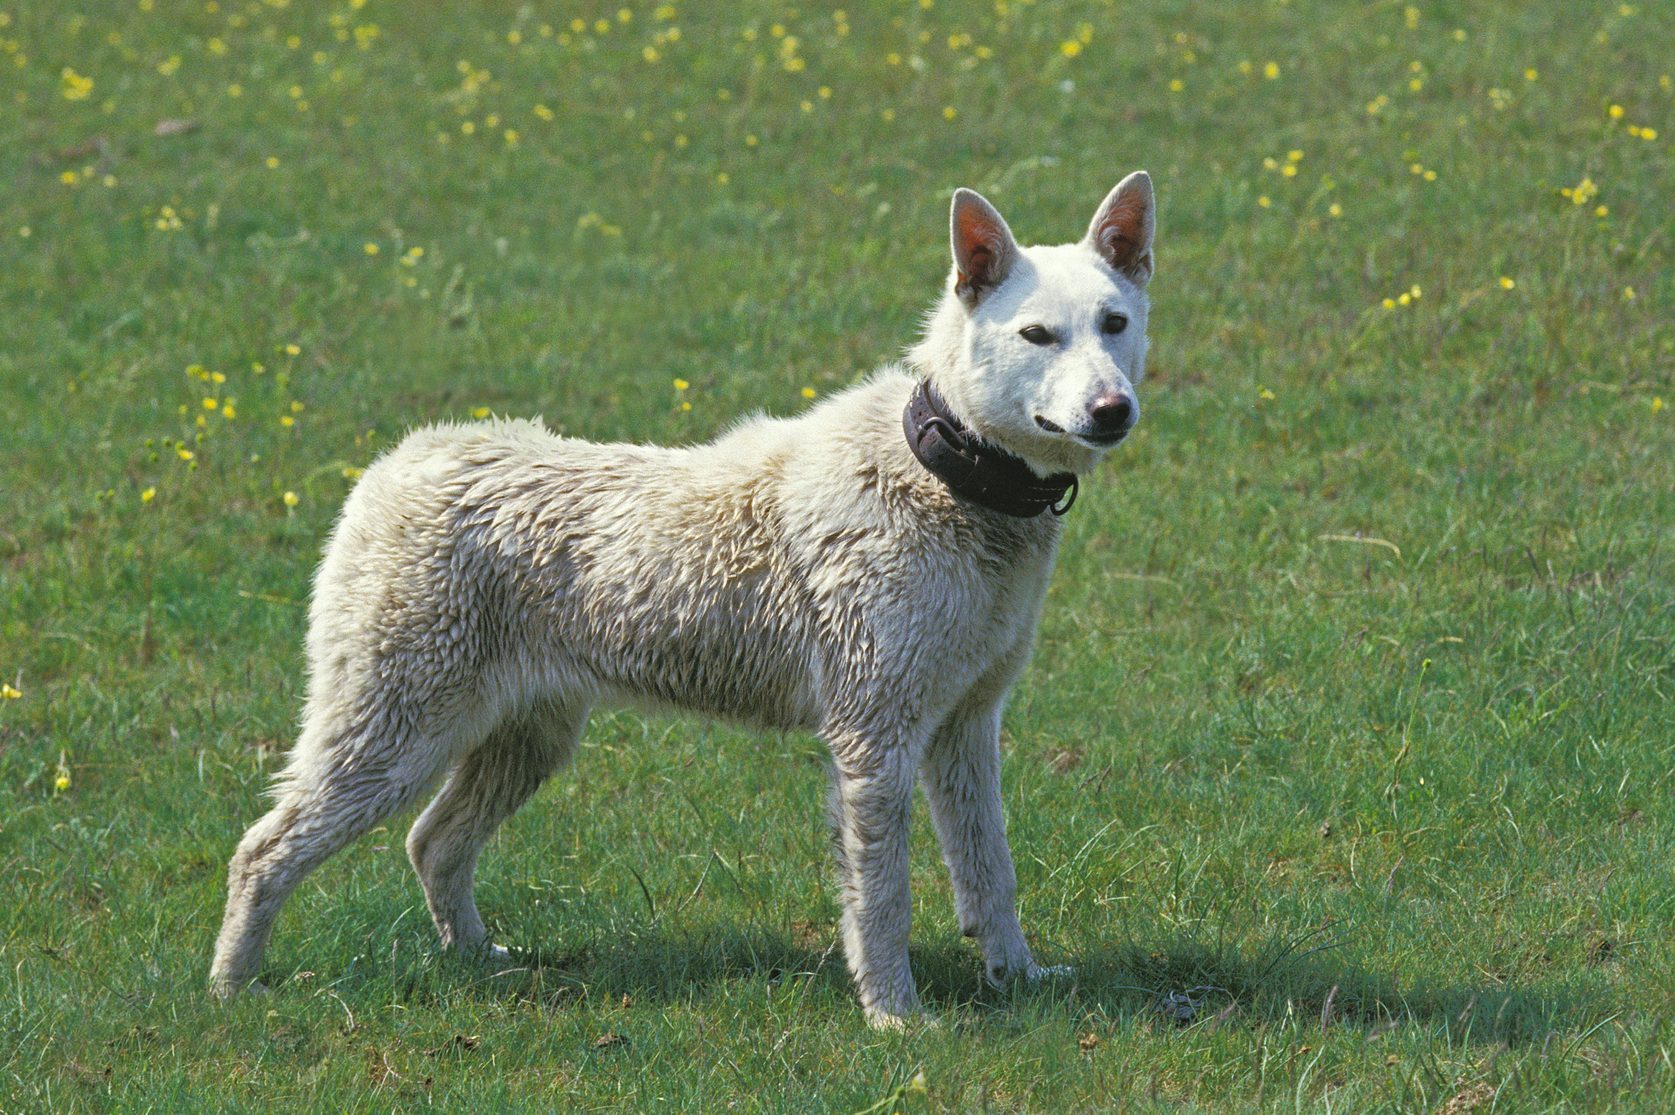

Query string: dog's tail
[823,758,848,880]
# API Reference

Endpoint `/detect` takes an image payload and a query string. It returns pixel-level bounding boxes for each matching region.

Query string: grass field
[3,0,1673,1109]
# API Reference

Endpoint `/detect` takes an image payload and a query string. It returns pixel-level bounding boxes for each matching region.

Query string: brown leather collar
[902,380,1078,518]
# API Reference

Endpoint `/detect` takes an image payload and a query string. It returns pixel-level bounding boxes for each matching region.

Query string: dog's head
[911,173,1154,478]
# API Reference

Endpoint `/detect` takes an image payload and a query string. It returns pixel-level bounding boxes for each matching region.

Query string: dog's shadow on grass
[383,922,1579,1044]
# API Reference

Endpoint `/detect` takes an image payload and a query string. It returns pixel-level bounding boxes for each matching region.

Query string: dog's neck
[902,380,1078,518]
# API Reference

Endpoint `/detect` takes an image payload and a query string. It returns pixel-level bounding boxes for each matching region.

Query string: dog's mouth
[1078,429,1129,447]
[1035,414,1129,447]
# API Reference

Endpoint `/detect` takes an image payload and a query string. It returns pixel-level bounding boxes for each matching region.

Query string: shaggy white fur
[210,173,1156,1027]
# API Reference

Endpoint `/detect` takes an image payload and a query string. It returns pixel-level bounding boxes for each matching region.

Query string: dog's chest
[923,520,1057,671]
[797,503,1060,714]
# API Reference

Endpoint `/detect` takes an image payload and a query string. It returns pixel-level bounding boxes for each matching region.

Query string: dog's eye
[1102,313,1129,335]
[1018,325,1055,345]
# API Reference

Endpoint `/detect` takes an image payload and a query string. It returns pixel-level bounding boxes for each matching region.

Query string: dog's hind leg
[209,718,460,998]
[406,700,586,954]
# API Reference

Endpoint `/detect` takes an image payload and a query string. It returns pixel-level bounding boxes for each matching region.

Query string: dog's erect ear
[1084,171,1155,286]
[950,188,1019,306]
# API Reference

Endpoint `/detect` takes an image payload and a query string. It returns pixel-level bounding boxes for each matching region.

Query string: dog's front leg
[826,738,923,1028]
[921,696,1050,987]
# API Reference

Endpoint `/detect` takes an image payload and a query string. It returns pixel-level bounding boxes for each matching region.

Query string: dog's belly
[510,522,824,732]
[554,573,822,730]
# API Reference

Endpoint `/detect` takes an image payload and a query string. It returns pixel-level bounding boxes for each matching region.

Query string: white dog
[211,173,1155,1028]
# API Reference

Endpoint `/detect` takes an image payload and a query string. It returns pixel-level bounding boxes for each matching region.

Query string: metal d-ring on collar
[903,380,1079,519]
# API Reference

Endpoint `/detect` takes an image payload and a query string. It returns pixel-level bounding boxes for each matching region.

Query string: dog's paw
[865,1006,940,1032]
[986,958,1073,988]
[209,976,268,1000]
[1026,962,1075,982]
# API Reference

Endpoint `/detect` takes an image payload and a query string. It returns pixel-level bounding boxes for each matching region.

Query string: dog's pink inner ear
[1090,184,1154,284]
[955,204,1011,296]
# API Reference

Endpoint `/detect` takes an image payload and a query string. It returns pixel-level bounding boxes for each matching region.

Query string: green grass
[3,0,1672,1109]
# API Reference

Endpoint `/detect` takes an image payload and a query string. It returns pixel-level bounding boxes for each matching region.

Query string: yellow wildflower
[60,66,94,100]
[1563,176,1599,206]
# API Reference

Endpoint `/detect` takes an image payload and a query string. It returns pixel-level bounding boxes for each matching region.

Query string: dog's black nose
[1089,393,1135,435]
